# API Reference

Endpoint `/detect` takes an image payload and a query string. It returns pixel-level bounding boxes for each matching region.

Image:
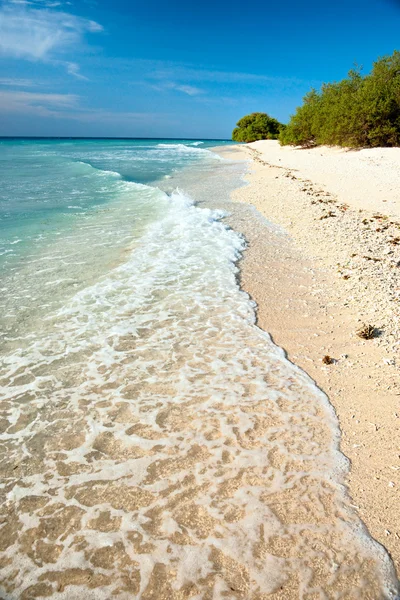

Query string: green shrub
[280,50,400,148]
[279,90,320,147]
[232,112,283,142]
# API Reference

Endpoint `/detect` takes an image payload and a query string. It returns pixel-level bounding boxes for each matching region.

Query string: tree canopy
[280,50,400,148]
[232,112,283,142]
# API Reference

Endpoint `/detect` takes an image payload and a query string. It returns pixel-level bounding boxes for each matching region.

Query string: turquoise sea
[0,138,398,599]
[0,138,235,343]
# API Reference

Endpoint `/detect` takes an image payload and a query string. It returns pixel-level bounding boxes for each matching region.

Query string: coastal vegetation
[232,112,283,142]
[233,51,400,148]
[280,50,400,148]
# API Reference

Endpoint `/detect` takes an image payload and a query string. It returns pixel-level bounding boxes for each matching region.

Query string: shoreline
[213,141,400,578]
[1,139,399,597]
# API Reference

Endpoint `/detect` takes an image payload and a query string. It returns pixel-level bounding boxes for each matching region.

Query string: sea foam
[0,178,398,598]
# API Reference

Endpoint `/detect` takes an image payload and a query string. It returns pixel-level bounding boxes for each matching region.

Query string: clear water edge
[0,139,398,599]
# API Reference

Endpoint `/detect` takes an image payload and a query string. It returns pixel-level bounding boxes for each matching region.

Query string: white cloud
[0,89,157,124]
[65,109,158,124]
[130,61,317,100]
[0,89,78,115]
[147,65,301,85]
[0,77,36,86]
[136,61,321,91]
[173,83,203,96]
[7,0,63,5]
[149,80,204,96]
[65,61,88,80]
[0,2,103,77]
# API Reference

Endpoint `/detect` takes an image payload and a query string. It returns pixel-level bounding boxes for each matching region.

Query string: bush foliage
[232,112,284,142]
[280,51,400,148]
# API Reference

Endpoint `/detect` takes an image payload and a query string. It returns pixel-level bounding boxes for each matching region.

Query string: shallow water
[0,139,398,599]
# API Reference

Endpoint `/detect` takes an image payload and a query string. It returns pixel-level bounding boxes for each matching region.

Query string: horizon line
[0,136,234,141]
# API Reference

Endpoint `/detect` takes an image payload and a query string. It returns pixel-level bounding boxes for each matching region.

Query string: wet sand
[213,141,400,581]
[0,144,399,599]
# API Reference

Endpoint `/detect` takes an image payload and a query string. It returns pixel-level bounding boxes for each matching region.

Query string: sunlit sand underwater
[0,139,398,599]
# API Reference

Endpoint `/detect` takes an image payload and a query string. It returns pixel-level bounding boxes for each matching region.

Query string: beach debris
[383,357,396,366]
[322,355,334,364]
[320,211,336,220]
[389,237,400,245]
[369,421,380,431]
[356,324,377,339]
[362,255,381,262]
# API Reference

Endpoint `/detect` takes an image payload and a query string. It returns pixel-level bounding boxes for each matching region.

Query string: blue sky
[0,0,399,138]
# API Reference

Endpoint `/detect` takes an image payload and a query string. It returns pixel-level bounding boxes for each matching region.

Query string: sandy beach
[1,138,399,599]
[2,0,400,592]
[214,140,400,578]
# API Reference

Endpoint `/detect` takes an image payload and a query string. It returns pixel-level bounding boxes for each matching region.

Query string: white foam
[0,139,399,598]
[155,142,221,159]
[0,185,398,598]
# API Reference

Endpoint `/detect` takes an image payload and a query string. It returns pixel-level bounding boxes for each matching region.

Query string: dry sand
[249,140,400,217]
[214,140,400,578]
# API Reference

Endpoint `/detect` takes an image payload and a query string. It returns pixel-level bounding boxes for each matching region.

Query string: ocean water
[0,139,230,345]
[0,138,398,599]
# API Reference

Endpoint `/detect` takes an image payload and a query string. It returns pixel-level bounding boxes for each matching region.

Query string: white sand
[250,140,400,217]
[214,141,400,581]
